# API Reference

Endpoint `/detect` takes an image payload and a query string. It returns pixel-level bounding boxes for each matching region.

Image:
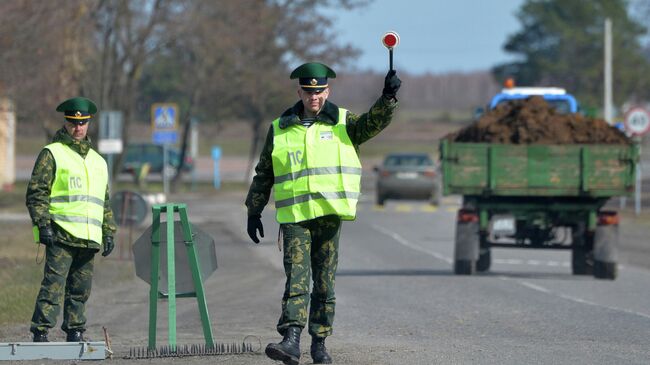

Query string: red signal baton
[382,31,400,71]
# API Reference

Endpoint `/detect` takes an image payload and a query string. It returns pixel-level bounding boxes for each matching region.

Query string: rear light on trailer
[457,209,479,223]
[598,211,619,226]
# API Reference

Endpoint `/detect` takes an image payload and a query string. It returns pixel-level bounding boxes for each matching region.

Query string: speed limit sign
[624,107,650,136]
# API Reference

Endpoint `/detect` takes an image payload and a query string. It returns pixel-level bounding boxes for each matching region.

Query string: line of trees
[0,0,368,187]
[493,0,650,109]
[4,0,650,184]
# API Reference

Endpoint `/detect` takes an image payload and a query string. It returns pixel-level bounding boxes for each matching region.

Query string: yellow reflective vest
[271,108,362,223]
[43,142,108,244]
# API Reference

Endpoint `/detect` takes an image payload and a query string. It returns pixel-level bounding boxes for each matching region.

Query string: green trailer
[439,139,639,279]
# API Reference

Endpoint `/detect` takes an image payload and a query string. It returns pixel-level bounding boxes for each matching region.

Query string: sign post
[211,146,221,189]
[99,111,123,191]
[624,107,650,215]
[151,104,179,196]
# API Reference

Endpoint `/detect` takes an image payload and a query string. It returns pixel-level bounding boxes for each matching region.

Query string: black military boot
[65,330,86,342]
[265,326,301,365]
[32,330,49,342]
[310,337,332,364]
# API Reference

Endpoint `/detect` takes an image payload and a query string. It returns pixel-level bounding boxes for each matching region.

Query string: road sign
[624,107,650,136]
[151,103,178,145]
[99,111,123,153]
[152,130,178,144]
[133,221,217,295]
[111,191,148,227]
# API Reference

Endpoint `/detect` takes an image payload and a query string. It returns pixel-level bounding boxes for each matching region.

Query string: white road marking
[499,276,650,321]
[371,223,453,264]
[369,220,648,320]
[518,281,550,293]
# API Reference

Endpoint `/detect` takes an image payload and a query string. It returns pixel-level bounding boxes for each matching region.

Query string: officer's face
[298,88,329,116]
[64,120,89,141]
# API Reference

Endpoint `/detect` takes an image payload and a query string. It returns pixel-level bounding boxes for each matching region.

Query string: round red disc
[382,32,400,48]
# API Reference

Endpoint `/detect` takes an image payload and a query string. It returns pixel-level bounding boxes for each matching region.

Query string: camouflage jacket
[245,95,398,217]
[26,128,117,250]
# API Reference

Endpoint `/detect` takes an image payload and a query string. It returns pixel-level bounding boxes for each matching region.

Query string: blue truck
[489,86,578,113]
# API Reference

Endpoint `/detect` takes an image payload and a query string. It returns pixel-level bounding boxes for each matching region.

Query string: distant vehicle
[120,143,194,175]
[374,153,439,206]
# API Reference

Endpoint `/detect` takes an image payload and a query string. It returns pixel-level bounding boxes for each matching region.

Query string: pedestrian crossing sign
[151,103,178,131]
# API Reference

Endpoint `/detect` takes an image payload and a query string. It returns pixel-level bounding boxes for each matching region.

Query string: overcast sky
[328,0,526,74]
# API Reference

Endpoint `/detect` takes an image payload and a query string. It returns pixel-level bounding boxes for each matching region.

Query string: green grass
[15,136,48,156]
[0,221,42,325]
[198,136,253,157]
[0,181,28,213]
[112,180,248,195]
[393,108,472,124]
[358,139,440,159]
[0,261,42,325]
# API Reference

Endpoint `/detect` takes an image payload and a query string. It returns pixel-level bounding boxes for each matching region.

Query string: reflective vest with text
[272,108,362,223]
[45,142,107,244]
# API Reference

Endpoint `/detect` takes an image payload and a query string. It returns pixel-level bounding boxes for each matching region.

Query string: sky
[328,0,526,74]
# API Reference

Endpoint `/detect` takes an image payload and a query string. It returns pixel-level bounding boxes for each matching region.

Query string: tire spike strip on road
[126,342,255,359]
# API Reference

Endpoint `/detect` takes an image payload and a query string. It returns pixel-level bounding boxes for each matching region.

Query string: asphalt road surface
[6,191,650,365]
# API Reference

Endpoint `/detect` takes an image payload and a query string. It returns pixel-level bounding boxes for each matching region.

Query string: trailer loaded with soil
[440,91,637,279]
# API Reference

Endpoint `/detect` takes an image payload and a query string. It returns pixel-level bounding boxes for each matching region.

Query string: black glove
[102,236,114,257]
[382,70,401,99]
[38,225,55,247]
[247,215,264,244]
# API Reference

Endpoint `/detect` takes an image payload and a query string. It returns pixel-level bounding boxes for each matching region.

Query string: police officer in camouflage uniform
[26,97,117,342]
[245,62,400,364]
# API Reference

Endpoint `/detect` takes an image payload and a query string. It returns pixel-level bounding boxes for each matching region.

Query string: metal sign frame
[147,203,214,350]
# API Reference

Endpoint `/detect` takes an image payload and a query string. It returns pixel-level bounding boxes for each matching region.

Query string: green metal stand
[148,203,214,350]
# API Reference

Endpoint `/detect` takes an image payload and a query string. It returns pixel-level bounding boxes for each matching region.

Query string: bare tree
[0,0,96,139]
[90,0,180,176]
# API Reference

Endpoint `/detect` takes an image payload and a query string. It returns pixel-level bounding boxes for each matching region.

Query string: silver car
[373,153,439,206]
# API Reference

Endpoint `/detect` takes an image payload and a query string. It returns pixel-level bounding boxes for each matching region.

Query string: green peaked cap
[56,97,98,115]
[290,62,336,79]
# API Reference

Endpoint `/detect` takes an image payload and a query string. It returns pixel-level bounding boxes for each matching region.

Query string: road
[7,187,650,365]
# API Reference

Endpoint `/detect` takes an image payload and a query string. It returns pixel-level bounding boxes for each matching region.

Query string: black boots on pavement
[65,330,86,342]
[32,330,48,342]
[31,329,86,342]
[265,326,302,365]
[311,337,332,364]
[265,327,333,365]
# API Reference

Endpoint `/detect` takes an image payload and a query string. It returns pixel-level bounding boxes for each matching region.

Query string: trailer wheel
[571,223,593,275]
[453,211,479,275]
[429,194,440,207]
[593,222,618,280]
[593,261,617,280]
[571,247,593,275]
[476,249,491,272]
[454,260,475,275]
[376,194,385,206]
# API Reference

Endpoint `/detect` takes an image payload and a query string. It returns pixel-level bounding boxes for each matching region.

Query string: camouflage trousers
[277,215,341,338]
[30,242,96,334]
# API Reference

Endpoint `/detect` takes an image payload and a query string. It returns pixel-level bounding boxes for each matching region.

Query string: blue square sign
[151,103,179,145]
[152,130,178,145]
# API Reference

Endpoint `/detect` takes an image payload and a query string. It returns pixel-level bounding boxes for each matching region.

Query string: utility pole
[604,18,613,124]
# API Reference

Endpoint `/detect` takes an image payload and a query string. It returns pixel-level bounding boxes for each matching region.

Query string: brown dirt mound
[449,96,630,144]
